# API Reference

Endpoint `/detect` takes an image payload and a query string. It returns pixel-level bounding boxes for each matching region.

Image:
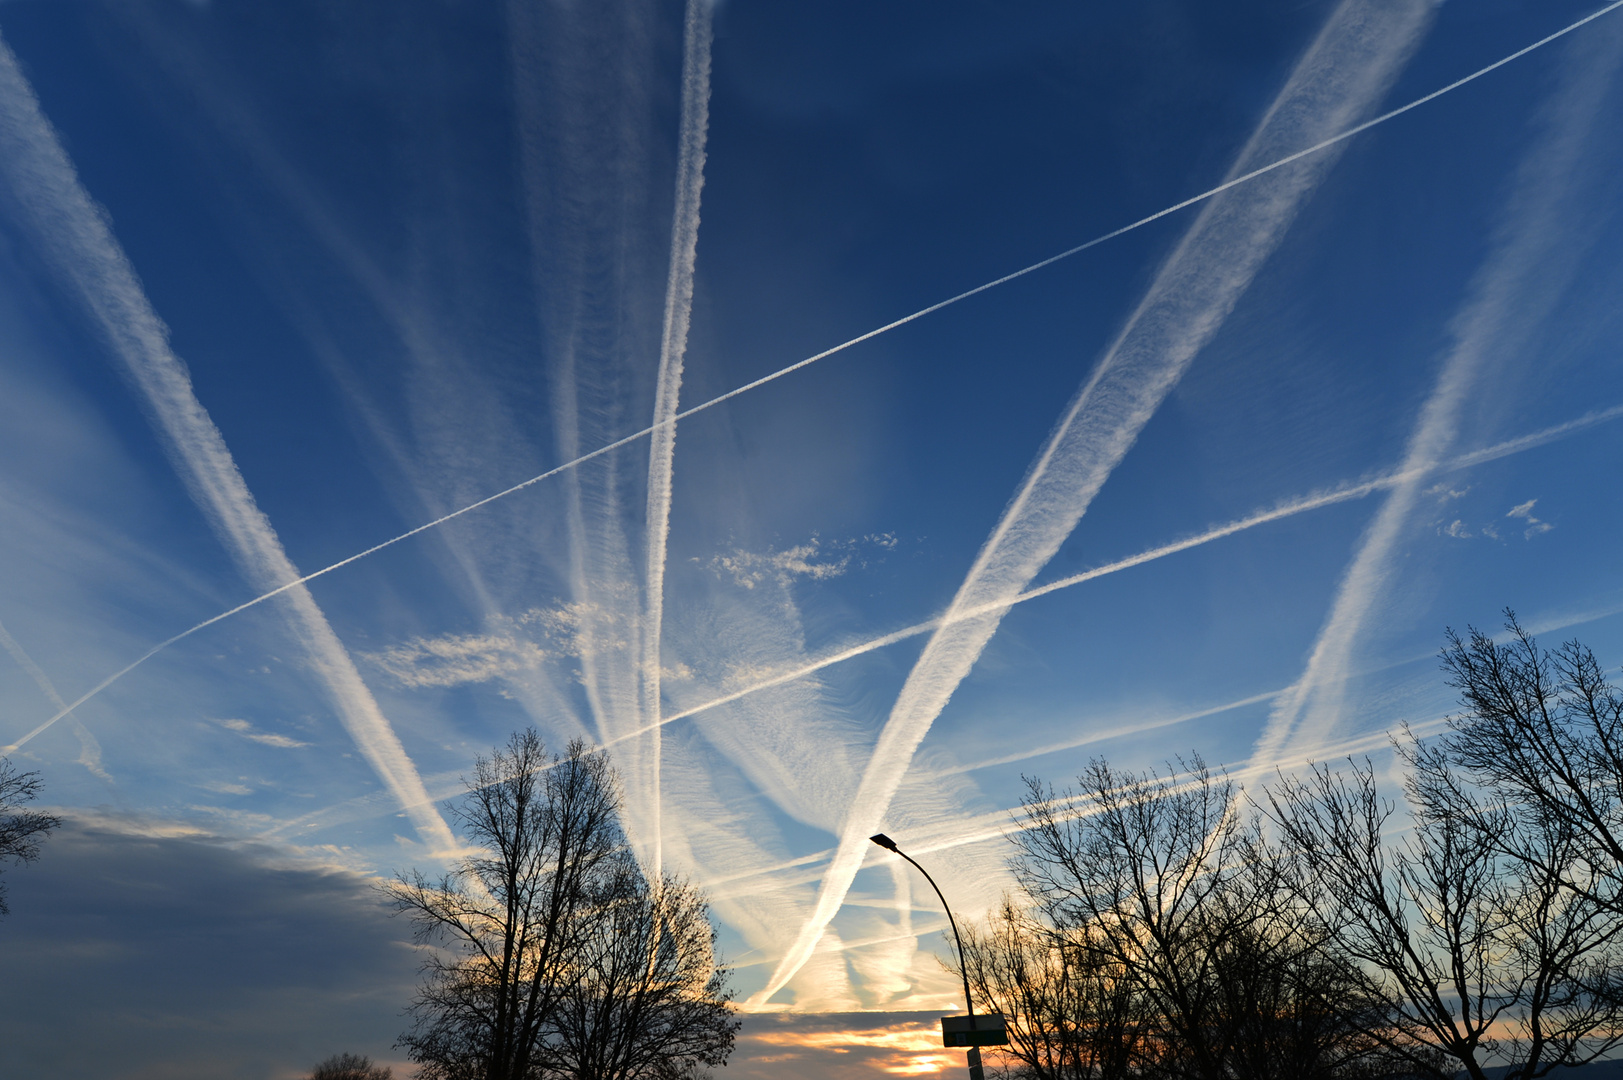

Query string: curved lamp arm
[870,833,975,1018]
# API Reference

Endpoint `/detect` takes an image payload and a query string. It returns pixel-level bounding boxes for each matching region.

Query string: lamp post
[869,833,999,1080]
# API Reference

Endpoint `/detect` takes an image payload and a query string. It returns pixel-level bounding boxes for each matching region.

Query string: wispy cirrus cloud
[366,630,551,690]
[705,533,897,591]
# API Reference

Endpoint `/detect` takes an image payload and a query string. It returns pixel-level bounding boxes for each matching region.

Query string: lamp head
[869,833,899,852]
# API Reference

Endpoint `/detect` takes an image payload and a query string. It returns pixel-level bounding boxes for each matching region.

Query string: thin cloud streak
[1254,17,1623,768]
[618,402,1621,740]
[0,34,457,856]
[709,716,1454,914]
[0,616,109,782]
[14,393,1616,781]
[641,0,713,873]
[266,586,1623,854]
[755,0,1442,1003]
[8,0,1621,759]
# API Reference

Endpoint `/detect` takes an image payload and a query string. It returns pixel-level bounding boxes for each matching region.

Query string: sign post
[941,1012,1008,1080]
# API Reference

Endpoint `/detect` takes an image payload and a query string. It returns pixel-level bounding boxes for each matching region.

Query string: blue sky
[2,0,1623,1076]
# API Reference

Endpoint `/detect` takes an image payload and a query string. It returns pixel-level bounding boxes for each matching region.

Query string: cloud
[731,1012,960,1079]
[361,597,666,692]
[212,718,311,750]
[1507,498,1555,537]
[706,534,895,590]
[198,779,254,796]
[366,630,551,690]
[553,402,1623,819]
[0,815,417,1080]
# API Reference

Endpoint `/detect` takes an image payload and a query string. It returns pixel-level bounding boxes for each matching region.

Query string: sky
[1,0,1622,1076]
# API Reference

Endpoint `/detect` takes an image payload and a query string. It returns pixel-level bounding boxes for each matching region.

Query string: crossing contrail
[253,437,1623,854]
[0,32,459,857]
[641,0,713,874]
[706,714,1455,914]
[1254,13,1623,769]
[753,0,1442,1004]
[11,395,1619,773]
[569,399,1623,755]
[6,0,1621,763]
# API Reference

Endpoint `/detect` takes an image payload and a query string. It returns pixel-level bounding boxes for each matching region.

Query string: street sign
[941,1013,1008,1047]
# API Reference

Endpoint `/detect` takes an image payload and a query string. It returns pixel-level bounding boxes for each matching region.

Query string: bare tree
[957,896,1143,1080]
[1266,749,1623,1080]
[1012,757,1388,1080]
[0,757,59,917]
[1437,613,1623,906]
[387,732,623,1080]
[308,1052,393,1080]
[1014,758,1254,1079]
[550,869,738,1080]
[387,731,736,1080]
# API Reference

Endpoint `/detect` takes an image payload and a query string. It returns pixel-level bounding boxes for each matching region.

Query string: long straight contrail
[0,33,458,856]
[7,0,1622,755]
[1254,15,1623,769]
[641,0,713,875]
[753,0,1442,1005]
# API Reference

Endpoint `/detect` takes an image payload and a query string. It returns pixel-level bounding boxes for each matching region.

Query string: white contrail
[7,0,1622,752]
[0,33,458,856]
[709,714,1456,910]
[0,615,109,781]
[273,578,1623,858]
[508,0,688,869]
[752,0,1444,1004]
[640,0,713,874]
[1254,16,1623,769]
[13,394,1618,764]
[588,400,1623,747]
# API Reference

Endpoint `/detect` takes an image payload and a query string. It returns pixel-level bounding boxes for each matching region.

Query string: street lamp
[869,833,1005,1080]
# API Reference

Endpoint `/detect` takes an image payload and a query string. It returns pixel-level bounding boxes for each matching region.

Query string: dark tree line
[960,615,1623,1080]
[386,730,737,1080]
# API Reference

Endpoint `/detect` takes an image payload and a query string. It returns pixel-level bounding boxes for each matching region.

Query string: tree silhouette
[308,1052,392,1080]
[387,730,736,1080]
[0,756,59,917]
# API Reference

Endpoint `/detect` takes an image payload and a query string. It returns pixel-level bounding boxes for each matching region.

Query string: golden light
[746,1019,969,1077]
